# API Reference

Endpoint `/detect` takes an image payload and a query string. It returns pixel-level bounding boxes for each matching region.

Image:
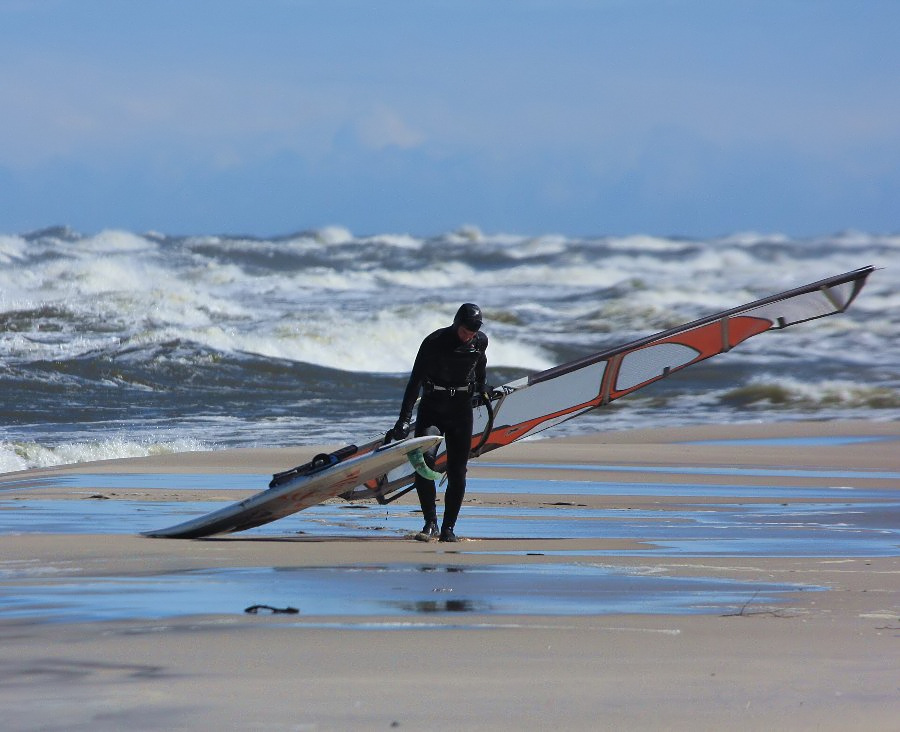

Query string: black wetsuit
[398,326,488,531]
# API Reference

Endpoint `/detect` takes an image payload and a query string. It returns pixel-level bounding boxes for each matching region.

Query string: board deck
[143,435,442,539]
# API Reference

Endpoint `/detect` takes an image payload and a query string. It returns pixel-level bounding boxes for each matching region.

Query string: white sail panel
[616,343,701,391]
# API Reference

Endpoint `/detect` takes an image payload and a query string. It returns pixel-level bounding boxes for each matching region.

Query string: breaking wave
[1,225,897,469]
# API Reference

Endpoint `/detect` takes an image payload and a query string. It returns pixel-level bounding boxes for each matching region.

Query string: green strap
[407,448,443,481]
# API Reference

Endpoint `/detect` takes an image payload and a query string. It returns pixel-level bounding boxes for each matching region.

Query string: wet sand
[1,420,898,731]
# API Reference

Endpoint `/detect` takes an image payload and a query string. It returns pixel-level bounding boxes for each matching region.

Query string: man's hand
[391,420,410,440]
[472,385,505,407]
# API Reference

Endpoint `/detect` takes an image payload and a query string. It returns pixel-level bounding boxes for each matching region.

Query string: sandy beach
[1,420,898,731]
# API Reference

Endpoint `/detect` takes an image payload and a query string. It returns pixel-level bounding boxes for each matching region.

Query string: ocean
[1,226,897,473]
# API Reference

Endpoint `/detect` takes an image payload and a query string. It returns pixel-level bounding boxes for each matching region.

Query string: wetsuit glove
[391,419,410,441]
[472,385,500,406]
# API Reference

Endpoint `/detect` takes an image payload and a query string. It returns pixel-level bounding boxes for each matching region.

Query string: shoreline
[1,419,898,730]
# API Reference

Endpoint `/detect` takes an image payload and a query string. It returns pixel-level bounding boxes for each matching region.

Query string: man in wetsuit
[392,303,488,542]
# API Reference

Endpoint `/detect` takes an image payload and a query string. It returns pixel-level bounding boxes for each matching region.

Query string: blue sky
[1,0,898,237]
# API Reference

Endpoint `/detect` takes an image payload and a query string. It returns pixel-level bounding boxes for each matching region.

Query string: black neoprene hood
[453,303,483,331]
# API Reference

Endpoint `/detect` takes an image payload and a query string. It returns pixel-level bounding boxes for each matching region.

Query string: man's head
[453,303,483,343]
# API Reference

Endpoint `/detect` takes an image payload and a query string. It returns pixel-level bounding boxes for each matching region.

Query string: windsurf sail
[474,264,875,452]
[342,265,874,502]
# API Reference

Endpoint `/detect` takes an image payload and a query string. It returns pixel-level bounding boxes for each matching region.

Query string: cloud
[351,105,426,151]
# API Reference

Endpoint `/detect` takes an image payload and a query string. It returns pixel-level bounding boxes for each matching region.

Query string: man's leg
[414,411,440,537]
[414,473,438,526]
[440,415,473,541]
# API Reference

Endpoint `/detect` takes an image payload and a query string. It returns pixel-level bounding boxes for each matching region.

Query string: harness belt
[427,383,473,397]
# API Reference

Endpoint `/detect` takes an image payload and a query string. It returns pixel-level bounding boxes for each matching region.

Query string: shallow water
[1,563,821,623]
[0,472,267,493]
[2,470,896,623]
[2,492,898,558]
[3,468,897,496]
[679,436,896,447]
[475,464,900,481]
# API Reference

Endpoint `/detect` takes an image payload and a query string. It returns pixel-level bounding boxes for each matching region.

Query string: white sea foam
[215,305,555,372]
[606,234,693,252]
[0,234,27,264]
[359,233,423,249]
[721,374,900,410]
[2,226,896,462]
[0,437,209,473]
[79,229,159,253]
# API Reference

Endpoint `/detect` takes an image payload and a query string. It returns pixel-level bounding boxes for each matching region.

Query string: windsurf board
[143,435,442,539]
